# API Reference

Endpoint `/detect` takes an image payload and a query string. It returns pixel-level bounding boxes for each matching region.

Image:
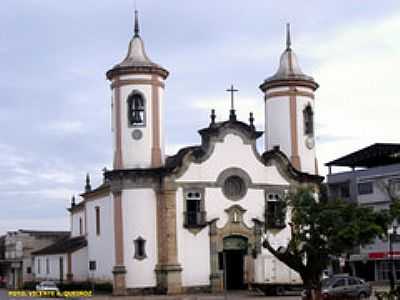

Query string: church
[32,11,323,295]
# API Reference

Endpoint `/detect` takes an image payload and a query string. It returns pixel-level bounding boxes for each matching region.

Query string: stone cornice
[260,78,319,92]
[106,65,169,81]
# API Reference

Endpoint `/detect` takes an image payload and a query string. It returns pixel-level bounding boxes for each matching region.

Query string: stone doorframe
[209,204,263,292]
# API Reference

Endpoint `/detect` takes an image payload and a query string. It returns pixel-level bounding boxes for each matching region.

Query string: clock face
[305,137,315,149]
[132,129,143,140]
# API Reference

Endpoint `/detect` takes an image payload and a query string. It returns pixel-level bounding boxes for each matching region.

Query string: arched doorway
[223,236,248,290]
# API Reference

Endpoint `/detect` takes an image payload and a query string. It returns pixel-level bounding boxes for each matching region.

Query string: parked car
[0,276,7,287]
[35,281,59,292]
[301,274,372,299]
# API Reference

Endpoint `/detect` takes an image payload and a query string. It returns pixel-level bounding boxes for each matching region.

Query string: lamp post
[389,224,398,291]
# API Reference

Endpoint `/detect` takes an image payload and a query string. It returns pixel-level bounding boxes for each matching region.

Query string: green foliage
[263,186,390,291]
[375,287,400,300]
[390,199,400,224]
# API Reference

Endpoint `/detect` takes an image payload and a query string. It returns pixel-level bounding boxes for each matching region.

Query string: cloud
[0,217,69,235]
[191,96,264,128]
[44,120,85,135]
[299,13,400,174]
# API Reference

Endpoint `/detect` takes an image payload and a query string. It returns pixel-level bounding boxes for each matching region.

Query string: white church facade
[32,12,323,295]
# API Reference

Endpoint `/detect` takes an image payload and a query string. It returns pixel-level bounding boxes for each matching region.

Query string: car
[301,274,372,300]
[0,276,7,287]
[35,281,60,292]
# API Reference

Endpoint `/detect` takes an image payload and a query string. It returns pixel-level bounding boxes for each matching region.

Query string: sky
[1,0,399,235]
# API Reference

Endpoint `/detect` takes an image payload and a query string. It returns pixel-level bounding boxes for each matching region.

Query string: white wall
[86,195,115,282]
[122,189,158,288]
[296,93,317,174]
[176,188,210,287]
[177,134,289,186]
[265,97,291,155]
[71,210,85,237]
[264,86,317,175]
[33,254,67,281]
[254,252,301,284]
[176,132,295,286]
[113,74,165,169]
[72,247,88,281]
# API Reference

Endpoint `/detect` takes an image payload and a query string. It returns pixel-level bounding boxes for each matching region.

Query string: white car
[35,281,59,292]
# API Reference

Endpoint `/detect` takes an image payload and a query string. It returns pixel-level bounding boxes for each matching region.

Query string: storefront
[350,251,400,282]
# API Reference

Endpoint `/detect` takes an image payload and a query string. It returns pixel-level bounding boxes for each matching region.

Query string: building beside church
[326,143,400,282]
[0,230,69,289]
[32,12,323,295]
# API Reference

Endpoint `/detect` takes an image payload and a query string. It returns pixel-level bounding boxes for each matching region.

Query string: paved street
[0,288,389,300]
[0,289,300,300]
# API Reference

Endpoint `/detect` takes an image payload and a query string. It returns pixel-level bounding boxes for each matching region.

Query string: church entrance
[225,249,245,289]
[223,236,248,290]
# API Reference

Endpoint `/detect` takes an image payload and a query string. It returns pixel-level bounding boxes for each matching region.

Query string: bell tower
[260,24,319,174]
[106,10,169,169]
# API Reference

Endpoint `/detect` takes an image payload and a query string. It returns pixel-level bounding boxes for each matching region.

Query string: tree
[377,179,400,292]
[263,187,390,300]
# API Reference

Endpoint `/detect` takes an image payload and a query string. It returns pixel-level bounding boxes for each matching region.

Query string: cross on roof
[226,84,239,111]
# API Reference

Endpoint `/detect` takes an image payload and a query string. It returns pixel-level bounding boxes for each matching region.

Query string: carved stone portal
[209,205,263,292]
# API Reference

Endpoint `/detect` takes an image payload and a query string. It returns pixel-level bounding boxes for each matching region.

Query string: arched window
[303,104,314,136]
[127,92,146,126]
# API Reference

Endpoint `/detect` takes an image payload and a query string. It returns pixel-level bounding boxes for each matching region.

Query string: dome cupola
[106,10,168,80]
[260,24,318,91]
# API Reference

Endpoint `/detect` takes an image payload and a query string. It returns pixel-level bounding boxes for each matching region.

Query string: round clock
[132,129,143,140]
[305,137,315,149]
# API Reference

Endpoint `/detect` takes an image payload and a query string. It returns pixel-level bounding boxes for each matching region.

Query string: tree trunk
[311,288,321,300]
[303,288,321,300]
[302,275,322,300]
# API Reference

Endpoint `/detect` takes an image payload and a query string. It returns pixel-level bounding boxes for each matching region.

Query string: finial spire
[134,9,140,37]
[249,112,255,130]
[210,109,216,127]
[85,173,92,193]
[286,23,291,50]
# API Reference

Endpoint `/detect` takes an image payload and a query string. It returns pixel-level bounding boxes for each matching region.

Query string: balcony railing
[184,211,206,228]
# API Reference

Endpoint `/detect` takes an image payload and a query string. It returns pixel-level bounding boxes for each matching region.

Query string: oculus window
[223,176,247,201]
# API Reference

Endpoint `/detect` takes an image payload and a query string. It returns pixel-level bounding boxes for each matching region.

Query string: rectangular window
[95,206,100,236]
[358,182,373,195]
[26,267,31,274]
[340,184,350,198]
[390,179,400,196]
[266,192,286,229]
[89,260,96,271]
[79,217,83,236]
[46,258,50,274]
[184,190,205,228]
[134,237,147,260]
[37,258,41,274]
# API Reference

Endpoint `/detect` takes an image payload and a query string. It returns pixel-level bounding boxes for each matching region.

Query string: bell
[133,111,142,123]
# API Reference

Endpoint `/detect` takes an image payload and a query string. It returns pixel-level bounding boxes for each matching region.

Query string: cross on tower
[226,84,239,121]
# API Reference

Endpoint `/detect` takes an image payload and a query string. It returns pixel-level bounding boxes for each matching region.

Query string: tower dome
[106,10,168,169]
[259,24,319,175]
[260,24,318,92]
[106,10,168,80]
